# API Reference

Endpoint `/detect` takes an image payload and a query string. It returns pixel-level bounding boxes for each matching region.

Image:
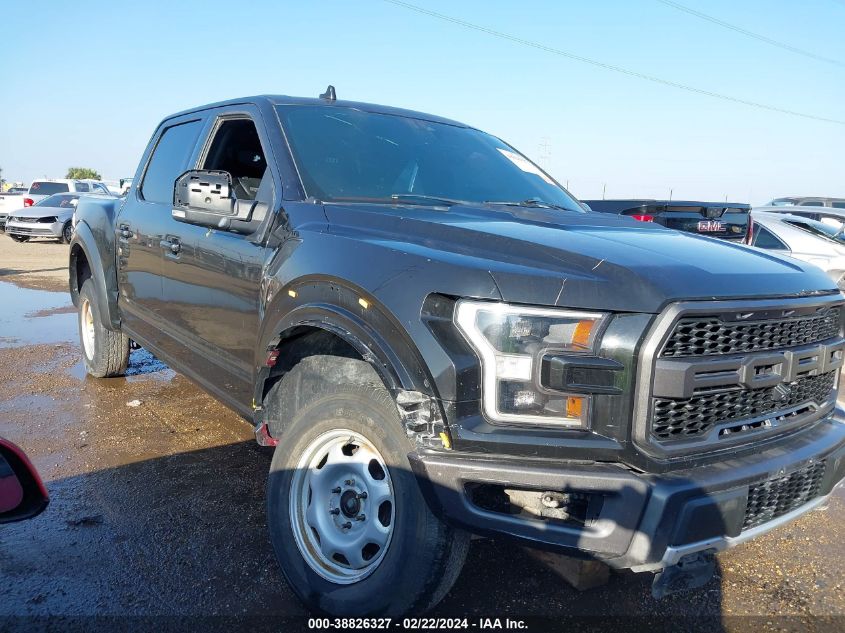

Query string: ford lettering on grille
[653,339,845,399]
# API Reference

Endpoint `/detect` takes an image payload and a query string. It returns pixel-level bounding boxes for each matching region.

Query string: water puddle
[66,346,174,382]
[0,281,173,380]
[0,281,76,348]
[125,348,172,377]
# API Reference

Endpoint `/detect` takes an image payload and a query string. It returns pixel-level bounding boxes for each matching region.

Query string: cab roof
[166,94,472,129]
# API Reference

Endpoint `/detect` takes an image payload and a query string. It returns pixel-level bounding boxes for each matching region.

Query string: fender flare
[255,302,435,402]
[69,223,120,331]
[253,286,444,445]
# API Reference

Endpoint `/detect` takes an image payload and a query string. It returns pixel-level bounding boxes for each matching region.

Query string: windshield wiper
[390,194,465,206]
[484,198,572,211]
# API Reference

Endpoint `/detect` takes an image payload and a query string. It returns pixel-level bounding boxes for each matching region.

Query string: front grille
[661,308,840,358]
[743,462,826,530]
[7,227,53,236]
[652,371,836,441]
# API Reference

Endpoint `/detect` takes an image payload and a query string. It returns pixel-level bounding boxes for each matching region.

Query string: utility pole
[0,166,4,191]
[537,137,552,170]
[602,183,607,200]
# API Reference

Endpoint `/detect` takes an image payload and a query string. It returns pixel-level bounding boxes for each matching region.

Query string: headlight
[455,300,607,427]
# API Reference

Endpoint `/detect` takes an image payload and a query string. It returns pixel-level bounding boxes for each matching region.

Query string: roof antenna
[319,85,337,101]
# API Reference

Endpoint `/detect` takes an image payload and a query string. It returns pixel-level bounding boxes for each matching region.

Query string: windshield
[29,181,70,196]
[276,105,582,211]
[35,193,80,208]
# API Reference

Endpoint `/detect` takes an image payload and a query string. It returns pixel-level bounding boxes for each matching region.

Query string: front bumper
[5,219,63,238]
[409,407,845,571]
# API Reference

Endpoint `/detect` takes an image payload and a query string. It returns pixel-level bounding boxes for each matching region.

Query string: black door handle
[160,238,181,254]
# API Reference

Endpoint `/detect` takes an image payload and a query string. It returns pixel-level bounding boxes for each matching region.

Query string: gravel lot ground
[0,236,843,632]
[0,237,68,292]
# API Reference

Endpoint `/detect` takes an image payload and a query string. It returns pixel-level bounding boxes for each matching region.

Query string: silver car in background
[749,209,845,290]
[768,196,845,209]
[754,204,845,230]
[5,193,115,243]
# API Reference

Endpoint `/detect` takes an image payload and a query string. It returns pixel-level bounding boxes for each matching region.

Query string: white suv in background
[23,179,111,207]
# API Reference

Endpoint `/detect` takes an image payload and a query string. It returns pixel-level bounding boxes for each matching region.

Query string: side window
[75,183,90,192]
[201,118,269,202]
[832,202,845,209]
[141,120,203,204]
[753,226,788,250]
[92,183,109,194]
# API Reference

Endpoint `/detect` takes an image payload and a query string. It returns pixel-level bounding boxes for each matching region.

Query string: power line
[655,0,845,67]
[380,0,845,126]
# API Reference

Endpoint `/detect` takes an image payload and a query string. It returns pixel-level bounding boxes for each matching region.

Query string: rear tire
[78,279,130,377]
[9,235,28,243]
[266,367,469,616]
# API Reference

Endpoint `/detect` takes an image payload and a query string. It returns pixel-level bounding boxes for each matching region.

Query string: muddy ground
[0,236,843,631]
[0,237,69,292]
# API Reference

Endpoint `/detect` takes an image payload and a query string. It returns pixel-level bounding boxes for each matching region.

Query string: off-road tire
[266,364,469,616]
[78,279,130,377]
[9,235,28,243]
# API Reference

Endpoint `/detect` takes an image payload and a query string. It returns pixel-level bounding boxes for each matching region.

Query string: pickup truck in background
[69,90,845,617]
[23,179,111,207]
[0,191,25,230]
[584,199,752,242]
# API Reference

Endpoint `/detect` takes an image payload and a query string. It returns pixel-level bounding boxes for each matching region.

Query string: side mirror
[0,439,48,524]
[172,170,261,234]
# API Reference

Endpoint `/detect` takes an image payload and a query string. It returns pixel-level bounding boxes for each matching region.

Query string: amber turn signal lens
[572,320,595,349]
[566,396,584,419]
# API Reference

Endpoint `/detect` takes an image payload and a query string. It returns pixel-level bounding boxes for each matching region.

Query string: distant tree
[66,167,101,180]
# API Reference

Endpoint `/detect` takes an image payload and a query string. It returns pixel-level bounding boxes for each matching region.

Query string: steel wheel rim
[63,224,72,242]
[80,299,95,359]
[289,428,395,584]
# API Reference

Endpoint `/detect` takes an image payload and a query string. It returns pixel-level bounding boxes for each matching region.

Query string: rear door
[114,116,205,343]
[154,106,277,413]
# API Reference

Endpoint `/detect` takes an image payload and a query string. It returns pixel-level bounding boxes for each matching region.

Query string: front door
[155,110,276,412]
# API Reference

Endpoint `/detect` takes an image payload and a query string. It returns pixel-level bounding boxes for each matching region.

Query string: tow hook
[651,550,716,599]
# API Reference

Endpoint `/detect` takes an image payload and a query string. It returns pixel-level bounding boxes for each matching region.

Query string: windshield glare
[277,105,582,211]
[36,194,79,208]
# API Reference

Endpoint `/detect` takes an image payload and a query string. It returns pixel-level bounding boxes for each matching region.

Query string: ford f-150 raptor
[69,88,845,616]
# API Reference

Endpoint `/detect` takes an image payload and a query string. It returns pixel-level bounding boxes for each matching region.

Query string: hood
[11,206,73,220]
[322,203,838,313]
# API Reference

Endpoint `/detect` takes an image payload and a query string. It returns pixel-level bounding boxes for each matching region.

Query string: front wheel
[9,235,28,243]
[61,222,73,244]
[267,378,469,616]
[78,279,130,377]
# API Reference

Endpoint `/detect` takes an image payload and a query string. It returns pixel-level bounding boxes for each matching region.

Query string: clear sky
[1,0,843,204]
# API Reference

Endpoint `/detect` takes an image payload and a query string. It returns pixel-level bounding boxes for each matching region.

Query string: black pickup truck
[69,90,845,616]
[584,199,751,242]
